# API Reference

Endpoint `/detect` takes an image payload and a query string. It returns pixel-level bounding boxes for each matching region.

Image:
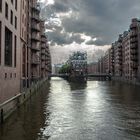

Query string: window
[11,0,13,4]
[22,28,24,37]
[5,27,13,66]
[23,0,24,9]
[5,73,7,79]
[0,22,1,65]
[22,14,24,22]
[10,10,13,25]
[15,0,17,10]
[10,73,12,78]
[5,3,8,19]
[0,0,2,12]
[14,35,17,67]
[25,17,26,26]
[22,45,26,77]
[15,16,17,29]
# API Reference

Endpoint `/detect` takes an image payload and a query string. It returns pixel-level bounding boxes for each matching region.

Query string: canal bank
[112,76,140,86]
[0,79,49,125]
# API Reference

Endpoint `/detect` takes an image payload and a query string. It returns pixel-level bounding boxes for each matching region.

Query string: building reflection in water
[1,78,140,140]
[0,82,51,140]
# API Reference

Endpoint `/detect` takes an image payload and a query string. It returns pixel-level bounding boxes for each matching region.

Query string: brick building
[129,18,140,81]
[0,0,51,122]
[95,18,140,83]
[87,62,98,74]
[122,31,131,79]
[0,0,21,104]
[114,35,123,77]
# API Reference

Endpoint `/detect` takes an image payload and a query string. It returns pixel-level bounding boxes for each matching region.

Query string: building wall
[114,35,123,77]
[30,0,41,84]
[0,0,52,123]
[40,20,51,78]
[88,63,98,74]
[0,0,21,104]
[110,44,114,75]
[103,49,111,74]
[20,0,30,91]
[122,31,131,79]
[130,18,140,80]
[96,18,140,83]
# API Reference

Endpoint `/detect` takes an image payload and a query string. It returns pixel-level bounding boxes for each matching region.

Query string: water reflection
[1,78,140,140]
[69,82,87,90]
[0,82,50,140]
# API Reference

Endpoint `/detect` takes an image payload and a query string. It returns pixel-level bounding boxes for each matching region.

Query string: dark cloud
[40,0,140,63]
[50,1,70,13]
[41,0,140,46]
[47,30,85,45]
[86,40,95,45]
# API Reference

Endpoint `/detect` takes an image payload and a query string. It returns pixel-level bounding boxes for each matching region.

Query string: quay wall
[0,79,48,124]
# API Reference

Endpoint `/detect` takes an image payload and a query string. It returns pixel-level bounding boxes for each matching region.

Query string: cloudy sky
[39,0,140,64]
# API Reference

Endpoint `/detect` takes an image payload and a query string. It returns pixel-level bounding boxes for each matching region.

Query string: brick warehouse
[88,18,140,84]
[0,0,51,123]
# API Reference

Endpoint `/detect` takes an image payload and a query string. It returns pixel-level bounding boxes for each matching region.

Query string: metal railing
[0,94,22,124]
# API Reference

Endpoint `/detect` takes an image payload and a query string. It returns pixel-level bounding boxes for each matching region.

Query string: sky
[39,0,140,64]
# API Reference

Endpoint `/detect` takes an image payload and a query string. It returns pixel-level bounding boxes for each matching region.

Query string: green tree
[59,64,71,74]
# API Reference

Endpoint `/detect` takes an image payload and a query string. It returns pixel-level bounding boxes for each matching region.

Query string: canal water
[1,77,140,140]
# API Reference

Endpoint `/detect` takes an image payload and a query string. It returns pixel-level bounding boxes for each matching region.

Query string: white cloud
[40,0,140,64]
[40,0,55,5]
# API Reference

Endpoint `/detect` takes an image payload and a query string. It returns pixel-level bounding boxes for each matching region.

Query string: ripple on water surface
[1,78,140,140]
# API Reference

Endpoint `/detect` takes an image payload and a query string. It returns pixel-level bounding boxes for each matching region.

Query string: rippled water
[1,77,140,140]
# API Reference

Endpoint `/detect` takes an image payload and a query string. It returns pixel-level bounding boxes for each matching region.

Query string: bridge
[50,74,111,79]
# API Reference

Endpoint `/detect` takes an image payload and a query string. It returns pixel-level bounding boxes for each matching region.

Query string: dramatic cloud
[40,0,140,63]
[47,31,85,45]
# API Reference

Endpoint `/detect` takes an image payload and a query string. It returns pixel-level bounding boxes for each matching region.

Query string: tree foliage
[59,64,71,74]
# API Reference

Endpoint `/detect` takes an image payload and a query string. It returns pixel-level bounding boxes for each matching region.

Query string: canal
[1,77,140,140]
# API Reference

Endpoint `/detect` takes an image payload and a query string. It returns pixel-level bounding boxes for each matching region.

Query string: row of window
[4,72,17,79]
[0,0,17,12]
[5,2,17,29]
[0,22,17,67]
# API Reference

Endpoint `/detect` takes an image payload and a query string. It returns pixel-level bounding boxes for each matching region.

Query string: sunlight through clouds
[40,0,140,64]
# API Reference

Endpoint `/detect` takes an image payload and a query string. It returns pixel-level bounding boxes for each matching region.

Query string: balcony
[130,23,137,29]
[31,13,40,22]
[130,37,138,43]
[45,51,48,56]
[32,4,40,13]
[130,30,137,37]
[31,33,40,42]
[41,44,46,49]
[41,63,46,69]
[31,43,40,51]
[130,49,137,55]
[41,55,46,61]
[130,62,138,69]
[116,55,122,60]
[31,23,40,32]
[31,55,40,65]
[117,45,122,49]
[130,55,137,61]
[130,44,137,49]
[41,50,46,55]
[118,52,122,56]
[41,37,46,43]
[41,33,46,38]
[118,48,122,52]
